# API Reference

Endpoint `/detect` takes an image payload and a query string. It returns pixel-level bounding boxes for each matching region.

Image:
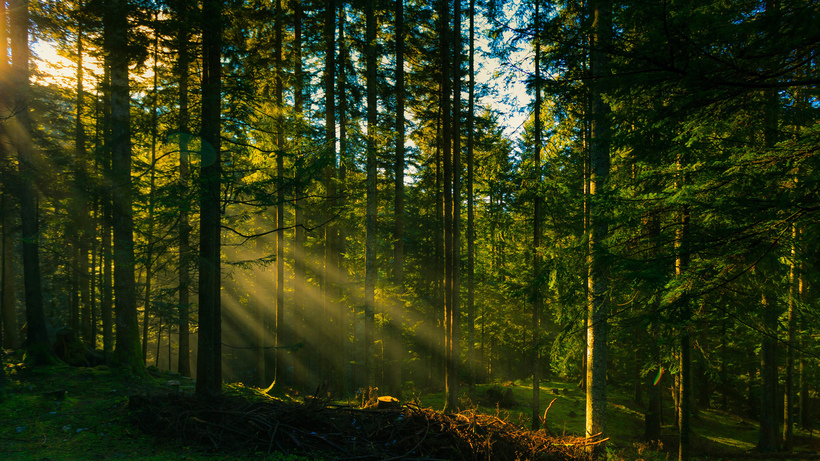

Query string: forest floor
[1,361,818,460]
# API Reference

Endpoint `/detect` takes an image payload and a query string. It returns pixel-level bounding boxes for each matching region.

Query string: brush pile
[131,393,600,460]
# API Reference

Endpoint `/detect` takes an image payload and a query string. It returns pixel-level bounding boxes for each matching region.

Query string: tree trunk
[466,0,476,394]
[100,68,114,356]
[105,0,142,373]
[676,154,691,461]
[175,0,192,378]
[531,0,542,430]
[196,0,223,397]
[10,0,54,365]
[1,194,18,349]
[440,0,455,413]
[141,21,160,366]
[74,23,92,348]
[364,0,378,389]
[585,0,611,448]
[336,1,348,395]
[0,0,14,352]
[270,0,286,394]
[758,291,778,452]
[783,223,797,449]
[389,0,405,399]
[322,0,337,390]
[758,85,780,453]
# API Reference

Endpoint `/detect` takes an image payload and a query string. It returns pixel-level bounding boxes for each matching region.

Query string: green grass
[0,362,302,461]
[3,364,817,460]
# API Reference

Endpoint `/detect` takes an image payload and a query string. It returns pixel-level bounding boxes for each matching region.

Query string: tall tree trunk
[100,69,114,356]
[0,0,14,352]
[336,1,348,394]
[757,85,779,453]
[450,0,462,413]
[759,290,778,452]
[1,194,17,349]
[74,22,92,348]
[466,0,476,394]
[142,20,160,366]
[106,0,142,372]
[364,0,377,388]
[433,99,444,387]
[9,0,54,365]
[103,0,141,372]
[585,0,611,448]
[175,0,192,378]
[269,0,286,394]
[783,223,797,449]
[440,0,455,412]
[292,0,305,391]
[389,0,405,399]
[676,200,691,461]
[531,0,542,431]
[196,0,223,397]
[322,0,337,390]
[1,7,17,349]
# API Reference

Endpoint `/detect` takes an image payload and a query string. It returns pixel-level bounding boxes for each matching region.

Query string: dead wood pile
[131,393,598,460]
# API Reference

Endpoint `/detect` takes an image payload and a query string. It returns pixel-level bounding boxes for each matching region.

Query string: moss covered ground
[2,362,818,460]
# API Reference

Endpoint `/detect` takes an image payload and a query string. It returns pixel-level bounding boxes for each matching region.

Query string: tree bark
[364,0,378,389]
[531,0,542,431]
[322,0,337,390]
[466,0,476,395]
[783,223,797,449]
[389,0,405,399]
[440,0,455,413]
[585,0,611,449]
[105,0,142,373]
[677,200,691,461]
[10,0,55,365]
[196,0,223,397]
[336,1,348,395]
[174,0,192,378]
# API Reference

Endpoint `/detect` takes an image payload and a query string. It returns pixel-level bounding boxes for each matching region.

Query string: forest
[0,0,818,459]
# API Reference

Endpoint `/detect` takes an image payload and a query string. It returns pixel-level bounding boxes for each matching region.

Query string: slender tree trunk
[74,23,92,348]
[433,101,444,387]
[0,0,14,352]
[196,0,223,397]
[758,85,780,453]
[585,0,611,448]
[451,0,462,412]
[364,0,378,389]
[101,70,114,356]
[440,0,455,412]
[799,264,809,430]
[155,317,162,368]
[322,0,337,390]
[676,201,691,461]
[269,0,286,394]
[759,290,779,452]
[1,194,17,349]
[389,0,405,399]
[9,0,53,365]
[336,1,348,394]
[141,22,160,366]
[466,0,476,394]
[531,0,542,430]
[783,223,797,449]
[292,0,304,391]
[175,0,192,378]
